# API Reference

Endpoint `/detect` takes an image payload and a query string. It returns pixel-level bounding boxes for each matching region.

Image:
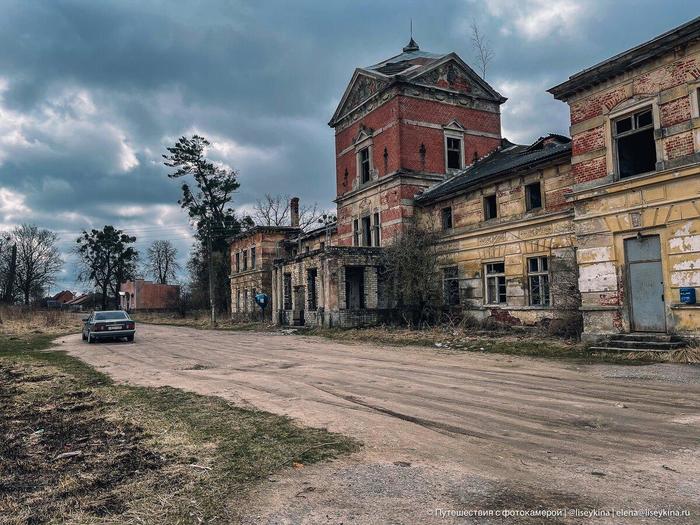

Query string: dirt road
[58,325,700,524]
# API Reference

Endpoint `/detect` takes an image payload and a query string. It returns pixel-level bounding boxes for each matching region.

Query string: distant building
[120,279,179,311]
[51,290,75,304]
[64,293,94,311]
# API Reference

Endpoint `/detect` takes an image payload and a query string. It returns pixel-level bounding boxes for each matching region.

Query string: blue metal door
[625,235,665,332]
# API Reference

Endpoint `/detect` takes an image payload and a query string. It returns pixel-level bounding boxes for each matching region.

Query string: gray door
[625,235,666,332]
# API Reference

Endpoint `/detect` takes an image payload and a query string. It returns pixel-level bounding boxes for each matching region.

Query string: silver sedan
[82,310,136,343]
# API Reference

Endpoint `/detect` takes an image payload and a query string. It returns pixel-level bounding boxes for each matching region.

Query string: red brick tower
[329,37,507,246]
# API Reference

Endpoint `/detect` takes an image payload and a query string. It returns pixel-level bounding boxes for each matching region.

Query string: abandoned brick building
[230,17,700,340]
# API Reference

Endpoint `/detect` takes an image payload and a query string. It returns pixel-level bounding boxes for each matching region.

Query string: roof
[52,290,75,302]
[549,17,700,100]
[65,293,92,306]
[415,135,572,204]
[329,38,505,127]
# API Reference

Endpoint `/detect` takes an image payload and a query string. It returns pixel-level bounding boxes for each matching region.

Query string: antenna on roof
[403,19,419,53]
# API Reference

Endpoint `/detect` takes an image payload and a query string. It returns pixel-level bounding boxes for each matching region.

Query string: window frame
[525,181,543,212]
[483,194,498,220]
[444,131,464,172]
[352,218,360,246]
[250,246,256,269]
[441,206,453,230]
[527,256,550,307]
[442,266,460,306]
[373,212,381,247]
[484,261,506,305]
[361,215,372,247]
[611,105,657,179]
[357,146,372,185]
[242,249,248,271]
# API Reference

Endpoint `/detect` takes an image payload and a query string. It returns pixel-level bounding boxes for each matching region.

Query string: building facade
[120,279,180,311]
[550,17,700,340]
[229,18,700,337]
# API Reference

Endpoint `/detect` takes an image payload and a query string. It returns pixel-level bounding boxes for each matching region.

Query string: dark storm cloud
[0,0,698,290]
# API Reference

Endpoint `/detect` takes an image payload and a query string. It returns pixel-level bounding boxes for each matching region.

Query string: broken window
[525,181,542,211]
[373,212,381,247]
[485,262,506,304]
[307,268,318,311]
[443,266,460,306]
[250,246,256,269]
[441,206,453,230]
[361,216,372,246]
[484,194,498,220]
[353,218,360,246]
[235,252,240,273]
[283,273,292,310]
[614,107,656,178]
[446,137,462,170]
[528,256,550,306]
[358,147,371,184]
[242,249,248,271]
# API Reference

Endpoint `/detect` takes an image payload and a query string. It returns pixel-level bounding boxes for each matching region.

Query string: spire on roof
[403,19,419,52]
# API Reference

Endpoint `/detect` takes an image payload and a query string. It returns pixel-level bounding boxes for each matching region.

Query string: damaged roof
[549,16,700,100]
[415,135,571,205]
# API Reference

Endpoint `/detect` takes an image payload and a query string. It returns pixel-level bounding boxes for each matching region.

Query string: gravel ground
[59,325,700,524]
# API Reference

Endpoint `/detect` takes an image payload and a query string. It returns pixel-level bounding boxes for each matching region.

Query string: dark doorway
[345,267,365,309]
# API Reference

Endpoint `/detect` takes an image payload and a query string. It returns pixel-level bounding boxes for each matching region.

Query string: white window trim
[355,137,374,186]
[483,261,506,305]
[526,255,551,307]
[604,96,660,180]
[444,129,465,173]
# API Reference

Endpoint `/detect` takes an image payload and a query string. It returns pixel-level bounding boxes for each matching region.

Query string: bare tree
[470,21,494,79]
[9,224,63,305]
[147,240,180,284]
[381,219,442,326]
[253,194,322,231]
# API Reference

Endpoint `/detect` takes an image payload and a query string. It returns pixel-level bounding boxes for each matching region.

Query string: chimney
[290,197,300,227]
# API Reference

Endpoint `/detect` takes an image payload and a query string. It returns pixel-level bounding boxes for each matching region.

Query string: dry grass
[0,320,358,524]
[0,306,82,338]
[666,345,700,364]
[133,310,276,332]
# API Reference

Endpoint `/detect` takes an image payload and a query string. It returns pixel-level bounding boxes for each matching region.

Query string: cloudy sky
[0,0,697,292]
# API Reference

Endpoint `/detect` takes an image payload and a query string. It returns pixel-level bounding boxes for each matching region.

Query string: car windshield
[94,311,128,321]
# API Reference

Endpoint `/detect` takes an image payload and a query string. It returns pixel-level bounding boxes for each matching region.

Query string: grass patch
[0,332,358,524]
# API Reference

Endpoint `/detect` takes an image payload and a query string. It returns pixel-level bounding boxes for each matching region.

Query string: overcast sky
[0,0,697,293]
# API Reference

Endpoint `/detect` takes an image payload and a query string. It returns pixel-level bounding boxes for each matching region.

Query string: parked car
[82,310,135,343]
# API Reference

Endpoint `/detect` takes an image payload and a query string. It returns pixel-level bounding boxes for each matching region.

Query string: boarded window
[446,137,462,170]
[484,194,498,220]
[614,107,656,178]
[485,262,506,304]
[283,273,292,310]
[359,147,371,184]
[443,266,460,305]
[373,212,381,247]
[528,256,550,306]
[441,206,453,230]
[307,268,318,310]
[525,182,542,211]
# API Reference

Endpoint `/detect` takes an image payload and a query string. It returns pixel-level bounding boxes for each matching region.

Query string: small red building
[120,279,179,311]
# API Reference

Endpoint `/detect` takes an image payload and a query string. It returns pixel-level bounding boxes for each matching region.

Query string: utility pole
[207,220,217,326]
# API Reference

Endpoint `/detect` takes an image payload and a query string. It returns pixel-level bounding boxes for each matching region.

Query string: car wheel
[87,332,95,344]
[126,335,134,342]
[82,332,87,341]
